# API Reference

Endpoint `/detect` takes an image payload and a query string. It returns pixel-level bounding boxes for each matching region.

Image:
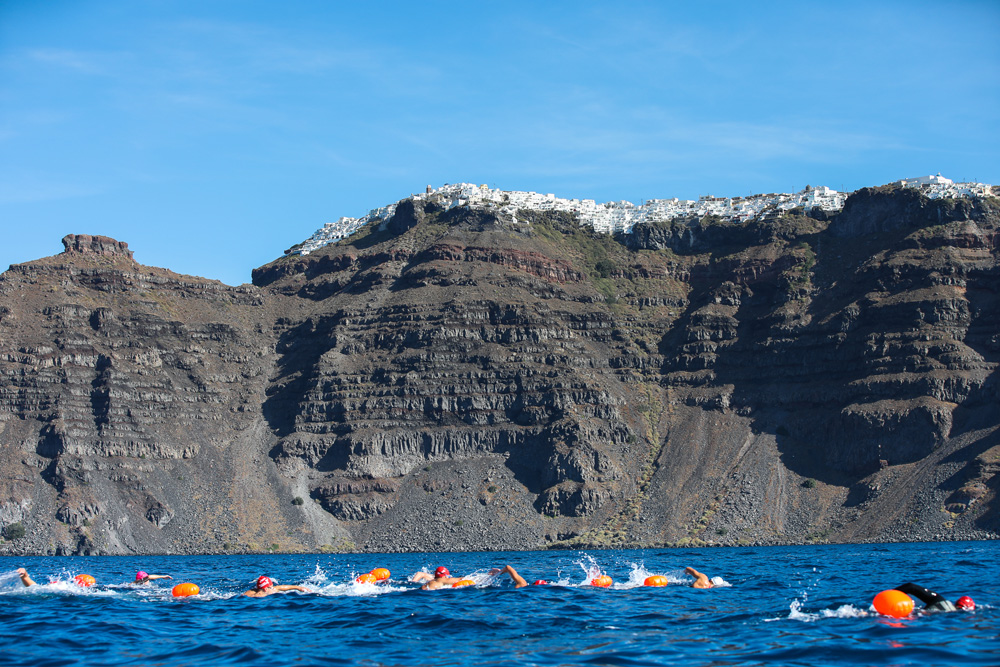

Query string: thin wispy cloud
[26,48,112,74]
[0,177,104,204]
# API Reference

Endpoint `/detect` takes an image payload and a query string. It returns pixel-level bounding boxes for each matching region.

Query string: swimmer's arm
[500,565,528,588]
[146,574,173,581]
[274,585,309,593]
[410,572,433,583]
[16,568,35,587]
[685,567,712,589]
[894,583,941,606]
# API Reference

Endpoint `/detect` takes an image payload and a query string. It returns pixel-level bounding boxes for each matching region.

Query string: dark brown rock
[1,188,999,555]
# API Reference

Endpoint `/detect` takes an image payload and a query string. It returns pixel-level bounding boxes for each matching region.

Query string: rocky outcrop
[61,234,134,259]
[1,191,998,555]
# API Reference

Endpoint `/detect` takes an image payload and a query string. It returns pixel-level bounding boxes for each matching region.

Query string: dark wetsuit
[894,583,957,612]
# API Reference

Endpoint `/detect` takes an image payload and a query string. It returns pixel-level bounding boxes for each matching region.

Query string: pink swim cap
[135,571,149,582]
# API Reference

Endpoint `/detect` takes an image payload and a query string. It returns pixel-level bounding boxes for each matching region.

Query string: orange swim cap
[873,589,915,618]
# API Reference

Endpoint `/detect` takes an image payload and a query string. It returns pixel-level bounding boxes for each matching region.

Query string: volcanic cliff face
[1,188,998,555]
[0,235,352,554]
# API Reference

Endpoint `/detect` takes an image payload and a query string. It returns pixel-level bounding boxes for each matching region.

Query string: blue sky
[2,1,998,286]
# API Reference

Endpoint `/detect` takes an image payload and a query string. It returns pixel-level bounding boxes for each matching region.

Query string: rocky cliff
[1,188,998,555]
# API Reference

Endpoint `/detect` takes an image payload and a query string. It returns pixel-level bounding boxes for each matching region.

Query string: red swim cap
[532,580,549,586]
[434,567,450,579]
[257,575,274,590]
[956,596,975,610]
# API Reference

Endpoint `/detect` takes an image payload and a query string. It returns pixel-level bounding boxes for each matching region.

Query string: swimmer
[894,583,975,612]
[242,575,309,598]
[134,571,173,584]
[685,566,715,589]
[15,568,35,587]
[15,568,93,587]
[487,565,529,588]
[410,566,464,590]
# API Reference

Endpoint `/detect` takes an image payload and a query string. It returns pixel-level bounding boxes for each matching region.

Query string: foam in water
[767,598,871,622]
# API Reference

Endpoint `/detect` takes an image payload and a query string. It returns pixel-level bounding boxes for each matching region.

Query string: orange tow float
[873,590,914,618]
[172,583,200,597]
[644,575,669,587]
[74,574,96,587]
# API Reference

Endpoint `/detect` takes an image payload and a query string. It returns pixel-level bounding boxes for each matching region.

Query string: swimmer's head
[135,571,149,583]
[434,567,450,579]
[956,596,975,610]
[256,575,274,590]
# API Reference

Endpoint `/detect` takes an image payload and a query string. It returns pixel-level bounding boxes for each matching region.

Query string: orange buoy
[644,575,669,587]
[452,579,475,588]
[172,583,200,597]
[371,567,390,581]
[591,575,613,588]
[873,589,914,618]
[74,574,96,587]
[356,572,377,584]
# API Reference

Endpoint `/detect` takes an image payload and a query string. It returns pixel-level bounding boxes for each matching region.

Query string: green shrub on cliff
[3,522,26,540]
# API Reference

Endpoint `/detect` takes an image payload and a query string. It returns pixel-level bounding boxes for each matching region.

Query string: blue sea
[1,541,997,666]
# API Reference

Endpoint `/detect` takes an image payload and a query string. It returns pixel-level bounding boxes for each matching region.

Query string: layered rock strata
[1,186,997,555]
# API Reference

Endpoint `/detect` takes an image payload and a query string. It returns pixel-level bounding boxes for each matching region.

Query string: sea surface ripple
[1,541,997,666]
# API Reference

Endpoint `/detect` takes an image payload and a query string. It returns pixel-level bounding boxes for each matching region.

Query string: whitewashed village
[290,174,996,256]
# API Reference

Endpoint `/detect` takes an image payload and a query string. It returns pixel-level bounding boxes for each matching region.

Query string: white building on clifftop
[289,175,995,256]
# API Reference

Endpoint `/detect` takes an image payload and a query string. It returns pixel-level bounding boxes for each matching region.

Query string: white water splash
[572,554,606,586]
[767,598,870,622]
[304,563,329,587]
[623,561,651,588]
[0,569,118,597]
[821,605,868,618]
